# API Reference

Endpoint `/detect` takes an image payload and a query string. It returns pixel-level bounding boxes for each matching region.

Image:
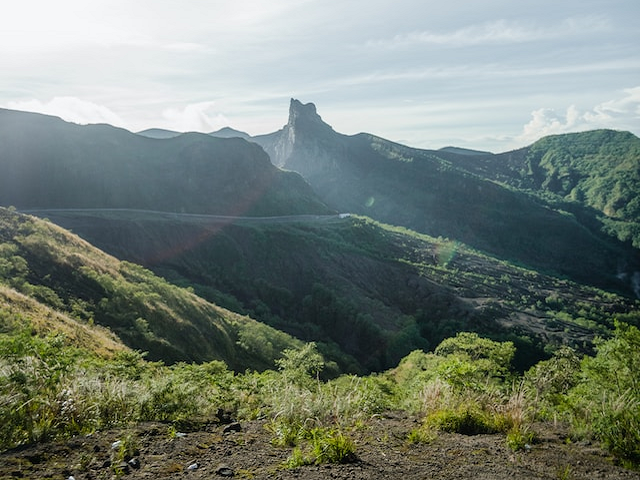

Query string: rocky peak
[287,99,333,134]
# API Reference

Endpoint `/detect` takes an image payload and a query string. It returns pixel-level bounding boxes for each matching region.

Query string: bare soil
[2,413,639,480]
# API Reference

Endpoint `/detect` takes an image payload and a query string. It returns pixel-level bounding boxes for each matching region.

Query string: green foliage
[0,208,302,370]
[423,404,499,435]
[276,342,324,386]
[406,425,437,444]
[435,332,515,374]
[567,322,640,466]
[276,425,358,467]
[309,428,357,464]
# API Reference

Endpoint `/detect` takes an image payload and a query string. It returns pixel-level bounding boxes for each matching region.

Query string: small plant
[111,432,139,467]
[406,426,437,444]
[309,428,357,464]
[280,427,357,468]
[266,419,307,447]
[284,447,314,469]
[424,406,498,435]
[556,464,573,480]
[506,425,536,452]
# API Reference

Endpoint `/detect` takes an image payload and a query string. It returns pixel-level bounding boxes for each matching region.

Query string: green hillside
[442,129,640,249]
[0,207,301,370]
[35,208,640,373]
[253,102,640,295]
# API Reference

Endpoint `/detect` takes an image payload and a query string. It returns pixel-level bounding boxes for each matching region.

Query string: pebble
[215,463,234,477]
[187,462,199,471]
[223,422,242,434]
[111,440,122,450]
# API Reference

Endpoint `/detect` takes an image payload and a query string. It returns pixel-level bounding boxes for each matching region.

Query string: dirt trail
[2,414,639,480]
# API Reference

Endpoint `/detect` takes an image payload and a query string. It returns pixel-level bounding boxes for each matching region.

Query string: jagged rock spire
[287,99,332,133]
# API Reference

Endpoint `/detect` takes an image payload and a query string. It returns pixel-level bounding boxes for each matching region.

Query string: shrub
[423,405,499,435]
[567,322,640,467]
[309,428,357,464]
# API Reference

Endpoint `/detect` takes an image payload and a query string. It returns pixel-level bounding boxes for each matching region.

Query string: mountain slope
[0,108,331,217]
[0,207,302,370]
[33,208,640,373]
[443,130,640,248]
[252,100,640,294]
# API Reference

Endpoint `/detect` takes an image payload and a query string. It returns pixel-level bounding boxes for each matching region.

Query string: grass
[2,311,640,471]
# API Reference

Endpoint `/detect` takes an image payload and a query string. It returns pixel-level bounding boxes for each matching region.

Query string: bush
[568,322,640,467]
[423,405,499,435]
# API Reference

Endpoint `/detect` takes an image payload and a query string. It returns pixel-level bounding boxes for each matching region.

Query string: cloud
[6,97,125,127]
[161,102,230,132]
[367,15,611,49]
[163,42,209,53]
[517,87,640,144]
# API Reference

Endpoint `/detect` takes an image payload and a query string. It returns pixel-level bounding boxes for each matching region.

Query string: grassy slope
[0,207,302,370]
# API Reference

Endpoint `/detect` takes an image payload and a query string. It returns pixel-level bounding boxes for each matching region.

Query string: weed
[506,425,536,452]
[309,428,357,464]
[556,464,573,480]
[283,447,314,469]
[424,406,498,435]
[406,426,437,444]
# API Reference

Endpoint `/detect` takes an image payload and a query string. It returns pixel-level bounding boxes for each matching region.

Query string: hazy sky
[2,0,639,152]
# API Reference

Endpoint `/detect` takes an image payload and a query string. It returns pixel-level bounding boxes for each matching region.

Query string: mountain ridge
[249,100,640,295]
[0,107,331,217]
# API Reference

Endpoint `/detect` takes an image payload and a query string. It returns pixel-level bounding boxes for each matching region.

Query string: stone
[215,463,234,477]
[223,422,241,434]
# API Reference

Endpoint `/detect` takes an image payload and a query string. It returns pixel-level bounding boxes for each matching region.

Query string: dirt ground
[2,412,639,480]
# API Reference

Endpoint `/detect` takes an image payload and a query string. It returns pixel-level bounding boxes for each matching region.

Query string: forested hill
[0,108,331,217]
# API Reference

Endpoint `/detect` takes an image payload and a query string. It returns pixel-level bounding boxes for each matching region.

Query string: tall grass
[2,325,640,469]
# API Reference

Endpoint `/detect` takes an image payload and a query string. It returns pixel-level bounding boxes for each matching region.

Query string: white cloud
[161,102,230,133]
[517,87,640,144]
[6,97,125,127]
[368,15,611,49]
[163,42,209,53]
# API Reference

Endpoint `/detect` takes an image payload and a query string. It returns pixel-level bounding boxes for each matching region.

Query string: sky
[2,0,639,152]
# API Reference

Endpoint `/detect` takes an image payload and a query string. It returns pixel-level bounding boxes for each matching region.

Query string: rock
[216,408,234,424]
[128,458,141,469]
[187,462,199,471]
[111,440,122,450]
[223,422,241,434]
[215,463,234,477]
[116,461,130,474]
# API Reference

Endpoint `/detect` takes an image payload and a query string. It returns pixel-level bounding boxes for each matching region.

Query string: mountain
[0,108,331,217]
[0,207,302,369]
[251,100,640,294]
[136,127,181,139]
[2,104,639,374]
[439,146,493,156]
[210,126,252,140]
[443,130,640,248]
[138,126,252,140]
